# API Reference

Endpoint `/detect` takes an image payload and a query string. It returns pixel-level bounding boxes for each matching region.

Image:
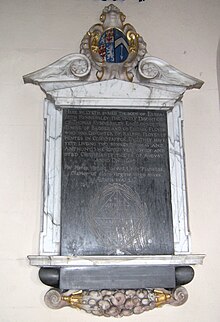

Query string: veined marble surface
[23,54,203,108]
[168,102,191,253]
[40,100,62,254]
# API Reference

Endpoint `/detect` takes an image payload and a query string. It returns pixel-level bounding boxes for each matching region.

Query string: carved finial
[100,4,126,28]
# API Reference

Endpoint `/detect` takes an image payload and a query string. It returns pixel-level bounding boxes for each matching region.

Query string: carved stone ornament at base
[44,287,188,317]
[24,4,205,318]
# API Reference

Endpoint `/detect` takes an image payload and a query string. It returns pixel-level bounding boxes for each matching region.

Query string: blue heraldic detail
[98,28,129,63]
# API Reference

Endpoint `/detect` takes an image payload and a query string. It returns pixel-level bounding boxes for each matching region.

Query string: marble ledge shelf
[28,254,205,267]
[52,98,178,108]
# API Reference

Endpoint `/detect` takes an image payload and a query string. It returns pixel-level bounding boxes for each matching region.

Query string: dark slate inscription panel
[61,109,174,256]
[60,266,176,290]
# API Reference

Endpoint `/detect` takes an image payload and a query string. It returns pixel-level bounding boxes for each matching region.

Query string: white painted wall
[0,0,219,321]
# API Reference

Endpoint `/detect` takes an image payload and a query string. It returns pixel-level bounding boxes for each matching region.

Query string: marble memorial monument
[24,5,205,317]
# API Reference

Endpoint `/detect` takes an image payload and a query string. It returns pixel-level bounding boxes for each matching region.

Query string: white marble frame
[40,100,62,254]
[167,102,190,253]
[41,97,190,256]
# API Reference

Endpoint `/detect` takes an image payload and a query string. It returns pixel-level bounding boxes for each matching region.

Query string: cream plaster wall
[0,0,219,321]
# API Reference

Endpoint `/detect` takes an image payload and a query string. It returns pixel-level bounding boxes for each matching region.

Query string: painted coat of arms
[98,28,129,63]
[80,4,146,81]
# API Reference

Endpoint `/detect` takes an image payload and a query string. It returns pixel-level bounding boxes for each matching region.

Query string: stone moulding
[28,254,205,267]
[23,3,205,317]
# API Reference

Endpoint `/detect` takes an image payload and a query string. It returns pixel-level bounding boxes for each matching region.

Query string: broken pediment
[23,4,203,105]
[23,54,203,108]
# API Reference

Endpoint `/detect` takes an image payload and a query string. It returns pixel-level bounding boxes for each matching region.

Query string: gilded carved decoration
[80,4,146,81]
[44,287,188,317]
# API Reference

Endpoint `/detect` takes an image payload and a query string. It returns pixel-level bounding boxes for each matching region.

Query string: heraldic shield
[98,28,129,63]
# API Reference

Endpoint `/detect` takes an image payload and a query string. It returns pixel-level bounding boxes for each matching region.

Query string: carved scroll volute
[81,24,103,70]
[123,23,147,80]
[80,4,147,81]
